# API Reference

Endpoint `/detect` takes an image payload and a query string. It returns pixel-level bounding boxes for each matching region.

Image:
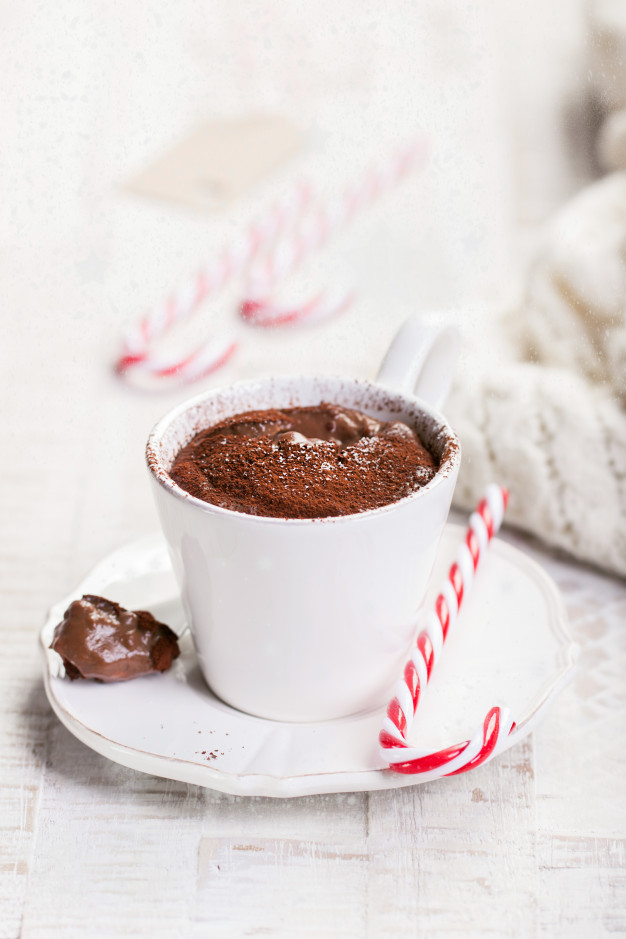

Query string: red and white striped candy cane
[115,182,312,380]
[379,484,516,777]
[239,282,355,329]
[124,332,240,383]
[115,136,429,382]
[240,135,428,327]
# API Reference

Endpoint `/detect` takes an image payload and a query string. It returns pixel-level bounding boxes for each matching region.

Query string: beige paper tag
[126,115,303,210]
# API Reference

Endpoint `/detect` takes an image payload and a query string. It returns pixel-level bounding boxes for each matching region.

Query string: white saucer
[40,526,576,798]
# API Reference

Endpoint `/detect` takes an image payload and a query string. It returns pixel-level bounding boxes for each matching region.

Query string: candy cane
[239,135,428,326]
[379,485,516,776]
[124,332,239,383]
[115,182,312,378]
[116,135,429,382]
[240,282,355,329]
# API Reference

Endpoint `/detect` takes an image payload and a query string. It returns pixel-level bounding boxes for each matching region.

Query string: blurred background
[1,0,623,570]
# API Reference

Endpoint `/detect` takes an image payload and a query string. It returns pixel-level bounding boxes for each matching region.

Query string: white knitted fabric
[448,173,626,577]
[520,173,626,403]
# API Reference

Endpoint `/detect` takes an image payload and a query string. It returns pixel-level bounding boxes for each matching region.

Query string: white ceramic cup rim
[146,375,461,526]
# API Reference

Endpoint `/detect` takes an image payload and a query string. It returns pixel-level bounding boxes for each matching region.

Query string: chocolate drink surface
[169,402,438,519]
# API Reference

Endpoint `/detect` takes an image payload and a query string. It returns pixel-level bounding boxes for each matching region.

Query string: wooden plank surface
[2,1,626,936]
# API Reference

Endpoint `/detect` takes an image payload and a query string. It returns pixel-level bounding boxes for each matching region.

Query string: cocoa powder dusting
[169,403,438,519]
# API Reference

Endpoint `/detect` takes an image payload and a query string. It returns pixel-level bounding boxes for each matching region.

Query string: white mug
[146,316,461,721]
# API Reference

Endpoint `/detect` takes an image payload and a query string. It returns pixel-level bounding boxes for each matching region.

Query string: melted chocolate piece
[170,402,438,519]
[50,594,180,682]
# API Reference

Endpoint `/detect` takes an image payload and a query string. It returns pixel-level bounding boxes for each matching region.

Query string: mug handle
[376,314,460,410]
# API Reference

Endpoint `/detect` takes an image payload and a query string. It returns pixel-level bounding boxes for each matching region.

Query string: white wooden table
[3,2,626,935]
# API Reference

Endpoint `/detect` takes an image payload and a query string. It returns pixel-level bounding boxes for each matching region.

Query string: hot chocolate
[169,402,438,519]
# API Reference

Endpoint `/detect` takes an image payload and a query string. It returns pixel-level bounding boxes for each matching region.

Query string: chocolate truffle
[50,594,180,682]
